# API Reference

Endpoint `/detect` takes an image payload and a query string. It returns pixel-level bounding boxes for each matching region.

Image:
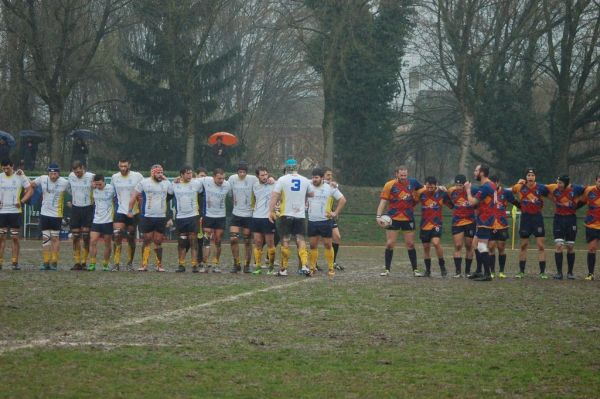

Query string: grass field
[1,241,599,398]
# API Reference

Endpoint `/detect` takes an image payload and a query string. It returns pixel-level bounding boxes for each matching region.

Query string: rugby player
[268,159,314,276]
[67,161,94,271]
[198,168,231,272]
[376,166,423,277]
[464,164,496,281]
[87,175,115,271]
[580,175,600,280]
[128,164,173,272]
[251,166,277,275]
[30,163,70,270]
[512,168,549,279]
[488,176,518,278]
[323,167,343,270]
[543,175,585,279]
[414,176,451,277]
[0,159,33,270]
[171,165,203,272]
[307,167,346,277]
[228,161,258,273]
[111,159,144,271]
[446,174,475,277]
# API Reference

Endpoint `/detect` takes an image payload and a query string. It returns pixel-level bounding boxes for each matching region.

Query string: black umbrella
[69,129,99,141]
[0,131,16,147]
[18,130,47,142]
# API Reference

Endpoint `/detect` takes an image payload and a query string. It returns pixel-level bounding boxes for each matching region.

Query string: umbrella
[0,131,16,147]
[208,131,238,146]
[69,129,99,141]
[18,130,47,141]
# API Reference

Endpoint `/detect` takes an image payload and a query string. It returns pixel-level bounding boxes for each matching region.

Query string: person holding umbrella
[0,131,16,161]
[208,132,237,171]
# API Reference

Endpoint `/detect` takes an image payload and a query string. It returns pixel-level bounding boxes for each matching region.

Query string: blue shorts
[519,213,545,238]
[176,216,199,234]
[553,214,577,243]
[308,220,334,238]
[475,227,492,240]
[252,218,276,235]
[451,223,476,238]
[420,227,442,243]
[388,219,416,231]
[91,222,113,235]
[490,228,509,242]
[585,227,600,243]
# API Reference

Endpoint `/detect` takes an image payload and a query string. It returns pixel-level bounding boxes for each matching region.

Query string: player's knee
[10,229,20,240]
[42,230,52,247]
[71,230,81,240]
[178,234,188,248]
[0,227,7,237]
[455,243,463,251]
[243,234,251,245]
[477,241,489,253]
[229,232,239,243]
[81,231,90,240]
[113,227,123,240]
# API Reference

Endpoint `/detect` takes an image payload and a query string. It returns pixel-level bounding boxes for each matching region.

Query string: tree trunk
[322,100,334,168]
[458,105,475,175]
[48,105,64,164]
[185,114,196,167]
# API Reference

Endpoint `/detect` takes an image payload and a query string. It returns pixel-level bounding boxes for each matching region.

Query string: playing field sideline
[1,243,599,398]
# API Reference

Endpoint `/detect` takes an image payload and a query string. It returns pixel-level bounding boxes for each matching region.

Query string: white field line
[0,279,311,354]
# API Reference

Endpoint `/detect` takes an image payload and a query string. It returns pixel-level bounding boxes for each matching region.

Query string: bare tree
[1,0,130,163]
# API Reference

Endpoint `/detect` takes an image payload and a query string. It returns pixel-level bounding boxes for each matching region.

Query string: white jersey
[68,171,94,207]
[0,173,30,214]
[273,173,313,218]
[173,179,203,219]
[111,171,144,215]
[252,181,274,219]
[134,178,173,218]
[93,184,115,224]
[228,174,258,217]
[200,177,231,218]
[308,183,343,222]
[33,175,70,218]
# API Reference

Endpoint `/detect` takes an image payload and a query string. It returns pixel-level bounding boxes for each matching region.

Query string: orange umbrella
[208,132,238,146]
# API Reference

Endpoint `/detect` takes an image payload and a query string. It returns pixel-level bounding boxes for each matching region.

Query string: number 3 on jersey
[291,179,301,191]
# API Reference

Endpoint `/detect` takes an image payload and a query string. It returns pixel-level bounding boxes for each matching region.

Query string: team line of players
[376,165,600,281]
[0,158,347,276]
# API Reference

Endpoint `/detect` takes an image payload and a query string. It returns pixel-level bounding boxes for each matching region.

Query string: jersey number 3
[291,179,301,192]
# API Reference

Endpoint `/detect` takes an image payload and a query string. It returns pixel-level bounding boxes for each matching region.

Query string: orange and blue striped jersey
[492,188,515,229]
[413,188,451,230]
[447,186,476,226]
[512,183,548,215]
[582,186,600,229]
[380,178,422,221]
[544,183,585,216]
[474,181,497,228]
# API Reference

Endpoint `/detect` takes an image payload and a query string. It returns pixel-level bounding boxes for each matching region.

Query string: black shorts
[490,228,509,242]
[332,220,339,229]
[308,220,334,238]
[278,216,307,237]
[91,222,113,235]
[388,219,416,231]
[553,214,577,243]
[585,227,600,243]
[519,213,545,238]
[0,213,21,229]
[230,214,252,229]
[139,217,166,234]
[203,216,226,230]
[114,213,140,226]
[70,205,94,229]
[420,227,442,243]
[176,216,199,234]
[451,223,476,238]
[40,215,62,231]
[252,218,276,235]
